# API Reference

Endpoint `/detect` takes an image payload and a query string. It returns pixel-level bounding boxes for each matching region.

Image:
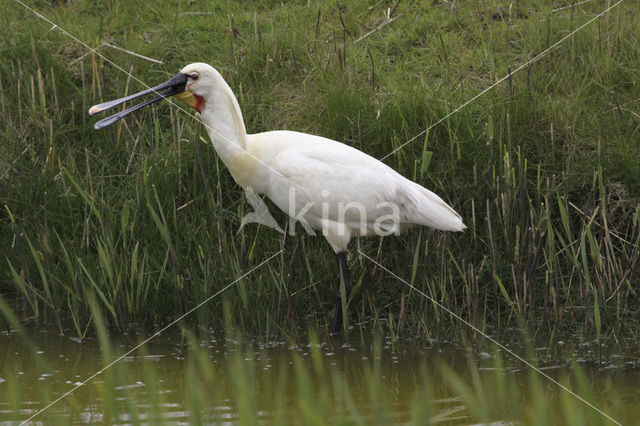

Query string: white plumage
[90,62,466,333]
[180,63,465,250]
[245,130,465,251]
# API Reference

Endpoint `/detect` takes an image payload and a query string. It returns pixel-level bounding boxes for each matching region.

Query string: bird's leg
[331,252,351,334]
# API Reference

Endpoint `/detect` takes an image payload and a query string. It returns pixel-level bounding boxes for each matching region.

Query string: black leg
[331,252,351,334]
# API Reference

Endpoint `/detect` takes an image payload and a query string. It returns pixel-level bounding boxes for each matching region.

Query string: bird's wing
[267,143,400,225]
[253,130,465,233]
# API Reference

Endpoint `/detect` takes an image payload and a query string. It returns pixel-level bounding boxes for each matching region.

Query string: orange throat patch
[192,93,205,113]
[173,91,205,114]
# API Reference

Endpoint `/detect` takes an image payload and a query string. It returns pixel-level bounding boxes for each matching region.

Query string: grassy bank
[1,0,639,343]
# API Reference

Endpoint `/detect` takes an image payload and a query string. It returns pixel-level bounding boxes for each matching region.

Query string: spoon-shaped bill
[90,72,189,128]
[93,93,165,129]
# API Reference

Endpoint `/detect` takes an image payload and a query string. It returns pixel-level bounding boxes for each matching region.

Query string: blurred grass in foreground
[1,296,637,425]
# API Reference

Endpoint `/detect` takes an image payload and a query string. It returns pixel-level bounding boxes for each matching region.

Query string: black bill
[89,72,189,130]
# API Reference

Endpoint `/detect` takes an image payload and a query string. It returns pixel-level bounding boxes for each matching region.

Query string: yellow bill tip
[89,105,106,115]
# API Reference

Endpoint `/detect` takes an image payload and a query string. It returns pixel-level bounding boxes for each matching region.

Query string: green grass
[1,0,639,347]
[1,303,636,425]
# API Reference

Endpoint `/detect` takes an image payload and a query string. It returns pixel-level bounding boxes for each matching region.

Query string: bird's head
[172,62,219,114]
[89,62,219,129]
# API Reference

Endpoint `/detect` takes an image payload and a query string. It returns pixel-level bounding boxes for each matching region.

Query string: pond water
[1,325,639,424]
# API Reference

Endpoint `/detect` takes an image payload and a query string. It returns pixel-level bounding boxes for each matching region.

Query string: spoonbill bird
[90,62,466,333]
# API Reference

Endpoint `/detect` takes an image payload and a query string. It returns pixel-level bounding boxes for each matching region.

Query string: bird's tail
[401,182,466,232]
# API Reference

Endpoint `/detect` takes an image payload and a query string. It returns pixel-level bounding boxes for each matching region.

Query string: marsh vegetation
[1,0,639,423]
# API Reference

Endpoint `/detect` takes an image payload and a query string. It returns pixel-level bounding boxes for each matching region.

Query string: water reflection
[1,326,639,424]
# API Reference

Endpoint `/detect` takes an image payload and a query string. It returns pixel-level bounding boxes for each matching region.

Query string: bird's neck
[199,82,249,173]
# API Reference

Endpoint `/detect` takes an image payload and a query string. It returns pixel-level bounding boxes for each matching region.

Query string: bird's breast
[226,150,263,190]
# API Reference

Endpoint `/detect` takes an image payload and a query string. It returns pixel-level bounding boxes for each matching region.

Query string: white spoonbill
[89,62,466,333]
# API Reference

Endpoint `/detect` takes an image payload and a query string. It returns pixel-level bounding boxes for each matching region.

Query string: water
[1,326,639,424]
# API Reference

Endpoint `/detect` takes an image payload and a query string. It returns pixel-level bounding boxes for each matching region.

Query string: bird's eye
[190,72,199,80]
